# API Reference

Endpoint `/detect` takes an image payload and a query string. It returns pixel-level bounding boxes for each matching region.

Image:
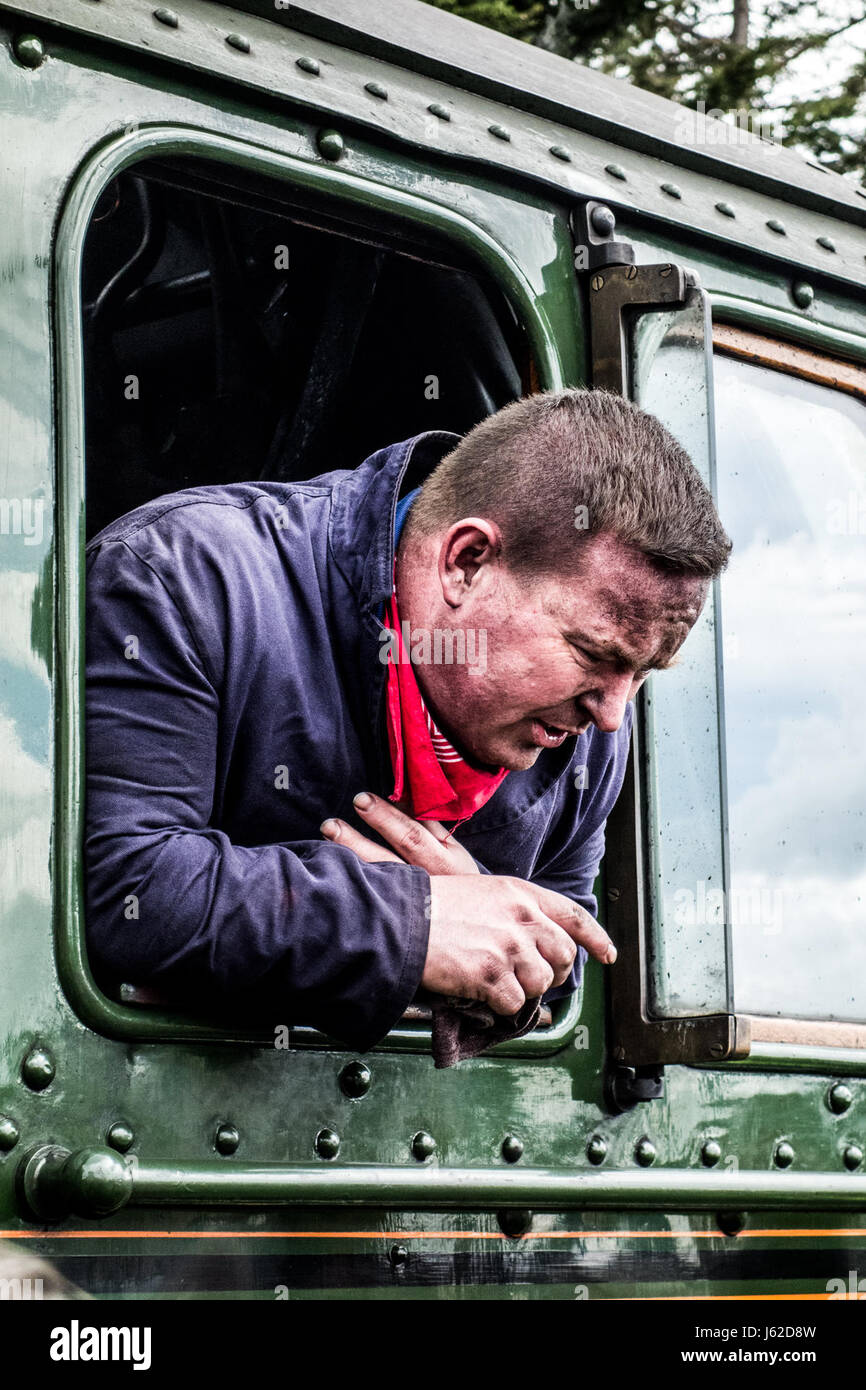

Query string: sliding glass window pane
[714,352,866,1020]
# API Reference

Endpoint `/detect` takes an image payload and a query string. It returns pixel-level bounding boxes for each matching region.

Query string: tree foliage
[422,0,866,182]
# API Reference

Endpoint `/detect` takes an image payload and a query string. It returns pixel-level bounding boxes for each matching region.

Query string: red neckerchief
[383,581,508,822]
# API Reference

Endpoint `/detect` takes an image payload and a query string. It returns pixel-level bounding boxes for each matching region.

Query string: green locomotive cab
[0,0,864,1300]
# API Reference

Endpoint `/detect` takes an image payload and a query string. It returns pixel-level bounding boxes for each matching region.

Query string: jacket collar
[328,431,461,614]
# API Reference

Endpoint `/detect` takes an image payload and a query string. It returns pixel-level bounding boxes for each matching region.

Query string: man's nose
[581,671,635,734]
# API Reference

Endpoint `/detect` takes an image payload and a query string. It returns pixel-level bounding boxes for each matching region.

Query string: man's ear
[438,519,502,609]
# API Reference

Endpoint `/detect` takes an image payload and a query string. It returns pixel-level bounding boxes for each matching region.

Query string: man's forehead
[539,556,707,662]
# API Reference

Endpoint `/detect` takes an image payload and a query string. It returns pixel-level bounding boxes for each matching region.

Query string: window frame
[55,123,583,1053]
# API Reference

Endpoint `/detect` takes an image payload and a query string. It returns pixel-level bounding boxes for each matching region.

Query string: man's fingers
[352,792,453,871]
[481,972,526,1017]
[512,952,556,999]
[522,881,617,964]
[320,818,401,864]
[533,922,578,986]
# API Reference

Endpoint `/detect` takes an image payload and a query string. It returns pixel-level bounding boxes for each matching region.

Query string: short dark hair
[405,388,732,578]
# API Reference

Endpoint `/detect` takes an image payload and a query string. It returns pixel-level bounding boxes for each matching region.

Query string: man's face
[400,526,708,772]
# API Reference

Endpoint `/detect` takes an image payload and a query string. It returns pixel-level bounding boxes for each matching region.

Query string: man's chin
[477,741,542,773]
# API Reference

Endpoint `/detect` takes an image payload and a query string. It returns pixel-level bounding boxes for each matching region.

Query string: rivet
[296,55,320,75]
[214,1123,240,1156]
[701,1139,722,1167]
[316,128,345,162]
[715,200,735,217]
[488,123,511,141]
[411,1130,436,1161]
[605,163,627,180]
[0,1116,20,1151]
[774,1140,795,1168]
[660,182,682,199]
[843,1144,863,1171]
[766,217,786,234]
[21,1047,54,1091]
[106,1122,134,1153]
[828,1083,854,1114]
[586,1134,607,1166]
[791,280,814,309]
[427,102,451,121]
[364,80,387,99]
[389,1244,408,1266]
[590,274,604,292]
[501,1134,523,1164]
[549,144,572,162]
[13,33,46,67]
[816,234,836,252]
[717,1210,746,1237]
[225,33,251,54]
[497,1209,532,1238]
[152,6,178,27]
[590,204,616,237]
[635,1137,656,1167]
[339,1060,372,1099]
[315,1127,340,1160]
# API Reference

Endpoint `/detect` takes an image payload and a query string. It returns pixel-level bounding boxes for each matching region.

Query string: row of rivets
[310,1128,440,1161]
[586,1135,658,1166]
[44,14,854,269]
[587,162,849,255]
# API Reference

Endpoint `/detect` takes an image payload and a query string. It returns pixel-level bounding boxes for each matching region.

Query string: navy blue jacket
[85,432,634,1050]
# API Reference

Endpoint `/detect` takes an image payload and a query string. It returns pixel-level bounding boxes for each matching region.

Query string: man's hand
[320,790,617,1018]
[320,791,481,876]
[424,874,615,1015]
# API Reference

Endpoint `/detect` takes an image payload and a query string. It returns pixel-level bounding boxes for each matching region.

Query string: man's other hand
[320,791,481,876]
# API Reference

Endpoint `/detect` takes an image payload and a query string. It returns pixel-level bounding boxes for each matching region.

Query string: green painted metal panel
[0,1,864,1301]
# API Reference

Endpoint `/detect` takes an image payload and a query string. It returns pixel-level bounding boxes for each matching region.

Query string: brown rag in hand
[429,995,542,1068]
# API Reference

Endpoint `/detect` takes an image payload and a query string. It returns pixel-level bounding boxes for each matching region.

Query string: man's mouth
[529,718,584,748]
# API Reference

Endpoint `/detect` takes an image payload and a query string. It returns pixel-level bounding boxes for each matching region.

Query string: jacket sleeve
[84,539,430,1051]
